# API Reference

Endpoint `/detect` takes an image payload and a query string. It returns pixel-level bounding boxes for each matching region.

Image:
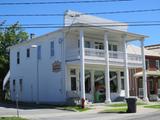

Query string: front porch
[135,71,160,101]
[64,24,149,106]
[65,64,127,104]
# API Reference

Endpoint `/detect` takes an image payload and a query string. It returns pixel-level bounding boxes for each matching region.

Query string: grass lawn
[144,104,160,109]
[0,117,27,120]
[103,107,127,113]
[62,106,90,112]
[107,101,147,107]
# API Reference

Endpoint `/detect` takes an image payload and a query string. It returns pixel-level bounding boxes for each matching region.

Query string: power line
[1,8,160,17]
[3,20,160,26]
[1,23,160,29]
[0,0,133,5]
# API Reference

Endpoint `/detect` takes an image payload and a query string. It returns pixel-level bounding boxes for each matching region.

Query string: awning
[134,70,160,77]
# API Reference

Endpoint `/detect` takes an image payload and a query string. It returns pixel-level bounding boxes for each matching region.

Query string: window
[113,45,117,51]
[158,80,160,88]
[156,60,160,69]
[85,41,91,48]
[145,59,149,70]
[70,69,76,75]
[17,52,20,64]
[37,45,41,59]
[13,80,16,92]
[95,42,104,49]
[50,41,54,56]
[19,79,23,92]
[71,77,77,91]
[120,72,124,77]
[121,78,124,90]
[109,44,118,51]
[26,48,30,58]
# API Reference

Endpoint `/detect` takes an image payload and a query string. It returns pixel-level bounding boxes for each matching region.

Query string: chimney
[30,33,35,39]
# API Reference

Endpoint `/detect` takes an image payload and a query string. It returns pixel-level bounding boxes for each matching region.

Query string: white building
[6,10,149,104]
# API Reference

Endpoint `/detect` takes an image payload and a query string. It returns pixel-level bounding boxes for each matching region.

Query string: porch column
[104,32,111,103]
[123,35,130,98]
[117,71,121,95]
[91,70,95,102]
[140,39,149,102]
[80,29,85,107]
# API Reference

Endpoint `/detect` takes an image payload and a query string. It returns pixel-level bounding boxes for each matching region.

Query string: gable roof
[127,44,160,57]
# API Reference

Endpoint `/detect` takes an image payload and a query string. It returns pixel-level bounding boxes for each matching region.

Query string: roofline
[145,44,160,48]
[8,27,65,49]
[71,23,149,39]
[8,23,149,49]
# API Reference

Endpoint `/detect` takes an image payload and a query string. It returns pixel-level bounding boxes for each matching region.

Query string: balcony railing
[85,48,142,62]
[66,48,142,65]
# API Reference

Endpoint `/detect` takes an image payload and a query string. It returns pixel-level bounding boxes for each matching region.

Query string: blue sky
[0,0,160,45]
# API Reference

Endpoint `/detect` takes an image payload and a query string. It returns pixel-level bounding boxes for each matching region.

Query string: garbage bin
[126,97,137,113]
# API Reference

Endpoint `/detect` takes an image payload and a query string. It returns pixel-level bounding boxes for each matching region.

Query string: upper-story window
[146,59,149,70]
[156,60,160,69]
[50,41,54,56]
[17,52,20,64]
[95,42,104,49]
[85,41,91,48]
[109,44,118,51]
[37,45,41,59]
[26,48,30,58]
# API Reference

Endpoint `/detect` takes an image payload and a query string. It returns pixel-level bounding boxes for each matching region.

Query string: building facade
[6,10,149,104]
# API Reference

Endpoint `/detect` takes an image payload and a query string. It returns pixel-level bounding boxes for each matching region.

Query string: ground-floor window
[158,79,160,88]
[121,78,124,90]
[85,70,91,93]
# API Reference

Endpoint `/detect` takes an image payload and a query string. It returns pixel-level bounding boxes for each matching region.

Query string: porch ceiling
[64,23,149,42]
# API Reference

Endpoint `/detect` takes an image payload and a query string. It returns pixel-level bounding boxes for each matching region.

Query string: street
[0,104,160,120]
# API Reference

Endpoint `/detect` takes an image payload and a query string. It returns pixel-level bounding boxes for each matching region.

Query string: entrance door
[69,68,79,93]
[94,71,105,103]
[110,71,118,93]
[149,79,154,94]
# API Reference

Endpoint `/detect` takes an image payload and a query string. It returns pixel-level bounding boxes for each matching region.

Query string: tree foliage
[0,22,29,100]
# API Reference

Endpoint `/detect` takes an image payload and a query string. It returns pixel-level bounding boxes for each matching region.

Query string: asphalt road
[0,103,160,120]
[31,111,160,120]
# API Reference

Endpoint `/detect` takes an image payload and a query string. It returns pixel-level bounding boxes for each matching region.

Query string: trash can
[126,97,137,113]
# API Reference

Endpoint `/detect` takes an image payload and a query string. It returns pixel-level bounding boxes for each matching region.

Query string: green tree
[0,22,29,100]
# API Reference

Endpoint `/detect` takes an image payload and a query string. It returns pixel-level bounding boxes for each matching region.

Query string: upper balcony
[66,48,142,67]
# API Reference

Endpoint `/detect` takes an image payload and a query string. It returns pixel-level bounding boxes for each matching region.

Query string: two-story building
[5,10,149,104]
[126,45,160,101]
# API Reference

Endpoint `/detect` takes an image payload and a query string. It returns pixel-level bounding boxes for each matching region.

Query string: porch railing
[85,48,142,62]
[66,48,142,63]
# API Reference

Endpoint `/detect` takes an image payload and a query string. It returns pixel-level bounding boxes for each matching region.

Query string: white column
[91,70,95,103]
[80,29,85,103]
[141,39,149,102]
[117,71,121,95]
[123,35,130,98]
[104,32,111,103]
